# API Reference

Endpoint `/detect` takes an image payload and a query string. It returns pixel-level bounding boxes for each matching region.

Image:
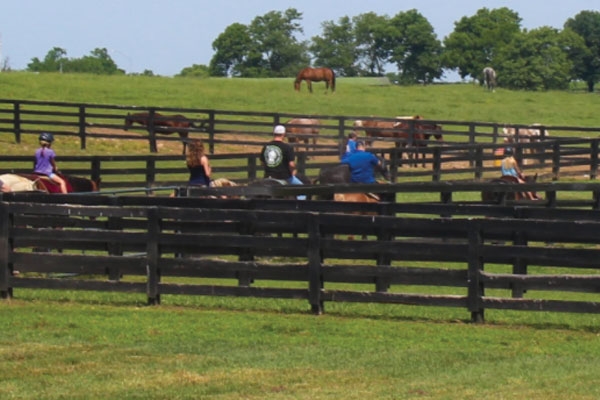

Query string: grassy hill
[2,72,599,129]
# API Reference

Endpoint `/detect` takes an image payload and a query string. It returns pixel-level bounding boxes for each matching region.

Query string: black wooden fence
[1,137,599,192]
[3,183,600,322]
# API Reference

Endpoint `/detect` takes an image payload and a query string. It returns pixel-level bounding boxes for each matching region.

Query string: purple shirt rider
[34,147,57,176]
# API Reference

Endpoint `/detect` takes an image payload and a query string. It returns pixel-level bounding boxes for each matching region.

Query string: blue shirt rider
[341,141,382,184]
[341,131,358,162]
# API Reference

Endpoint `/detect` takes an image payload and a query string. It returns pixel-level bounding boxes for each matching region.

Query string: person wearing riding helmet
[501,147,537,200]
[34,132,68,193]
[500,147,523,180]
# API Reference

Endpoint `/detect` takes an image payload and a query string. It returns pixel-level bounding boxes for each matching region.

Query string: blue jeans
[287,176,306,200]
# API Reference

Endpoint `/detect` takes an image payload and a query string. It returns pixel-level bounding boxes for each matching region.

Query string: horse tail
[330,68,336,92]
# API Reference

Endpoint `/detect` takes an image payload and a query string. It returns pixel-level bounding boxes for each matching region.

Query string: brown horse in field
[124,112,196,154]
[285,118,320,153]
[294,67,335,93]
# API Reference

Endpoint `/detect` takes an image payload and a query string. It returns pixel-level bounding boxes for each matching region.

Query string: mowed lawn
[2,73,600,399]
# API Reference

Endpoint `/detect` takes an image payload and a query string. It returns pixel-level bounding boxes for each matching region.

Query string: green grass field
[2,73,600,399]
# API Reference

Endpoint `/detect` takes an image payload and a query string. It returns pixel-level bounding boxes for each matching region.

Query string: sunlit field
[2,72,600,399]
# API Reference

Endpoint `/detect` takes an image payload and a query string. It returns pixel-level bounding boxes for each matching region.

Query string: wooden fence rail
[1,137,599,191]
[2,191,600,322]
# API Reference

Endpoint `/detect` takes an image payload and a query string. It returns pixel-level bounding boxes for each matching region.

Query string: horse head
[124,113,132,131]
[376,156,391,181]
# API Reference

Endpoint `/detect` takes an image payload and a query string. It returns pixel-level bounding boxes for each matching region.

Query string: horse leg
[307,80,313,93]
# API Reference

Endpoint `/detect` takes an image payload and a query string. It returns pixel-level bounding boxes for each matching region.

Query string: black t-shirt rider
[260,126,296,180]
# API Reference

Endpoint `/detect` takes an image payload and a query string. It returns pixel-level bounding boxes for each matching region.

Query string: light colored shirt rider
[500,147,521,178]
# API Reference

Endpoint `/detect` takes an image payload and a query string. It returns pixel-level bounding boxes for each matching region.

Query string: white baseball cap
[273,125,286,135]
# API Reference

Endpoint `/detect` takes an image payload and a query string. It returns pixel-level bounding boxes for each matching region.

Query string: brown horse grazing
[285,118,320,153]
[481,174,539,203]
[17,173,100,194]
[294,67,335,93]
[124,112,196,154]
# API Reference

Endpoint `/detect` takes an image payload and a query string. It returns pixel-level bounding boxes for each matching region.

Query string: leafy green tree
[177,64,210,78]
[310,16,360,77]
[209,9,309,77]
[67,48,121,74]
[28,47,121,74]
[442,7,521,81]
[27,47,68,72]
[564,10,600,92]
[497,27,581,90]
[352,12,391,76]
[246,9,309,77]
[387,9,443,84]
[209,23,253,76]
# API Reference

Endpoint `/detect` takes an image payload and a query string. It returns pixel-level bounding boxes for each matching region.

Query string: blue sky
[1,0,596,80]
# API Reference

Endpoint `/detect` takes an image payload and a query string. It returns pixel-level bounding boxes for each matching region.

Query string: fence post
[375,202,394,292]
[468,123,476,167]
[146,207,161,305]
[13,102,21,144]
[78,105,87,150]
[590,139,598,180]
[247,155,257,180]
[146,158,156,189]
[0,202,12,299]
[307,213,323,315]
[552,141,560,181]
[474,145,484,180]
[91,157,101,183]
[207,110,216,154]
[107,197,123,281]
[148,109,157,153]
[511,227,527,299]
[337,118,346,157]
[467,222,484,323]
[432,147,442,182]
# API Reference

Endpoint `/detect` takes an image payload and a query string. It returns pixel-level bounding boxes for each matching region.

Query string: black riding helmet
[504,147,513,155]
[39,132,54,143]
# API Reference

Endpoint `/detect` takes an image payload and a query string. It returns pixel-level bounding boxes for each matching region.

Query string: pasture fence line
[0,98,597,157]
[2,191,600,322]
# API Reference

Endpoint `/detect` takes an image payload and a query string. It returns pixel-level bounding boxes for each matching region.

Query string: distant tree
[177,64,210,78]
[209,8,309,77]
[67,48,121,74]
[352,12,391,76]
[442,7,522,81]
[1,56,11,72]
[310,16,361,77]
[564,10,600,92]
[387,9,443,84]
[28,47,121,74]
[497,27,583,90]
[209,23,253,77]
[27,47,68,72]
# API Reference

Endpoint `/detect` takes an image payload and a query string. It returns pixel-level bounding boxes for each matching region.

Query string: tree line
[23,7,600,91]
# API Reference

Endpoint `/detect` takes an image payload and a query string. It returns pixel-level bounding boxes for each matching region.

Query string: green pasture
[1,72,600,158]
[2,73,600,399]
